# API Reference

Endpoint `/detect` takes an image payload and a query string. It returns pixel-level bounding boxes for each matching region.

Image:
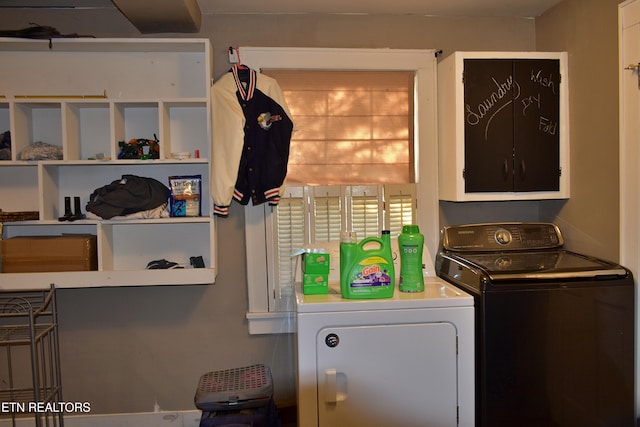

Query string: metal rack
[0,284,63,427]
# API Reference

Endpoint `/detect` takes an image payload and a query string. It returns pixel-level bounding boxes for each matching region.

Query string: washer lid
[456,250,628,281]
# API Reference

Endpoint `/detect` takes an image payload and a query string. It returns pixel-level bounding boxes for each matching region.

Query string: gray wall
[537,0,624,261]
[440,0,625,263]
[0,0,623,414]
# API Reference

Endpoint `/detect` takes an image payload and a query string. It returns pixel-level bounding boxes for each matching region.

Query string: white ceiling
[197,0,563,17]
[0,0,564,18]
[0,0,565,34]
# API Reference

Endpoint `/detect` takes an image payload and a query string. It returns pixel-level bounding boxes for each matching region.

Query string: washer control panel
[440,222,563,252]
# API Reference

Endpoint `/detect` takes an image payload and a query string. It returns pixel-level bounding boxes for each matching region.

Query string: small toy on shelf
[117,135,160,159]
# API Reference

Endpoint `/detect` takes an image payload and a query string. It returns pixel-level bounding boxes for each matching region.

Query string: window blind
[263,70,415,185]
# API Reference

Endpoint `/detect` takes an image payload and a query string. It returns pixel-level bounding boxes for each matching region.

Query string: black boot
[58,197,73,221]
[68,196,86,221]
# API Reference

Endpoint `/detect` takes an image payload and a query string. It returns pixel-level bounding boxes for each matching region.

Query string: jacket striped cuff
[213,205,229,217]
[264,188,280,201]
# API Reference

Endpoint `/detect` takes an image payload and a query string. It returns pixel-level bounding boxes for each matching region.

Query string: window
[241,48,440,334]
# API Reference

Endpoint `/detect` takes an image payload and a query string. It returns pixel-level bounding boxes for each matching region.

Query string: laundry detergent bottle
[398,225,425,293]
[340,231,358,298]
[340,230,395,299]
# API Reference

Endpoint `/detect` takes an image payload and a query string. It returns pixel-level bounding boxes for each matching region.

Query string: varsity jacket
[211,65,294,217]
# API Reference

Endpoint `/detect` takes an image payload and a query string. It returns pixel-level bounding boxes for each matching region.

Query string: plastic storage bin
[195,364,279,427]
[195,364,273,411]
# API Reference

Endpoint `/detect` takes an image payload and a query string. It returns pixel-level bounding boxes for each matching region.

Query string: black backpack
[86,175,170,219]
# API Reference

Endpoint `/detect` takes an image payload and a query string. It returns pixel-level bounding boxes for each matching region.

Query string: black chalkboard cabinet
[438,52,569,201]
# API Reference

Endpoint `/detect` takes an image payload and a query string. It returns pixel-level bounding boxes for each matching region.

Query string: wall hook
[228,46,239,64]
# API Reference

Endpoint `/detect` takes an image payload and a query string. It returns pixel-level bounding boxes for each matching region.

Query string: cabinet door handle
[520,160,526,179]
[502,159,509,179]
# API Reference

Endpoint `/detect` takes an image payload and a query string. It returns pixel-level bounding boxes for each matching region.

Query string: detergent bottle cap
[402,225,420,234]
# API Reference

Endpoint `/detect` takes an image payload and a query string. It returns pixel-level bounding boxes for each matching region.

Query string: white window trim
[241,47,440,334]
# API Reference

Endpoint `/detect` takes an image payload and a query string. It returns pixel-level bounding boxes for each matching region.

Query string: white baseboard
[0,410,202,427]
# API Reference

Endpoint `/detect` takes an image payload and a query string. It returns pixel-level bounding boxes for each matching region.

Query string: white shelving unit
[0,38,216,289]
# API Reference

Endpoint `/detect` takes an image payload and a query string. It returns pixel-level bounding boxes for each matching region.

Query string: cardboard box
[1,235,98,273]
[303,273,329,295]
[302,253,330,274]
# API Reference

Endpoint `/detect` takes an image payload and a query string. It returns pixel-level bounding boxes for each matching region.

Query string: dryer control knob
[325,333,340,348]
[495,229,512,245]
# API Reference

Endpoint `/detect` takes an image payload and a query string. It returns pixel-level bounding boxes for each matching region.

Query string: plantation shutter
[350,185,383,239]
[275,191,305,299]
[274,184,416,303]
[385,184,417,237]
[309,186,342,243]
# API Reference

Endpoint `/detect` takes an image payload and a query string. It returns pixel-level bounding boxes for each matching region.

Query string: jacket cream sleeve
[210,73,246,216]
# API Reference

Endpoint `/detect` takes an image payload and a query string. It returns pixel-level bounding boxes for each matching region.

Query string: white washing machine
[295,278,474,427]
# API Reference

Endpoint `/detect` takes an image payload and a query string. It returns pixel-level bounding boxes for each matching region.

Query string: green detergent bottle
[398,225,424,293]
[340,231,358,298]
[340,230,395,299]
